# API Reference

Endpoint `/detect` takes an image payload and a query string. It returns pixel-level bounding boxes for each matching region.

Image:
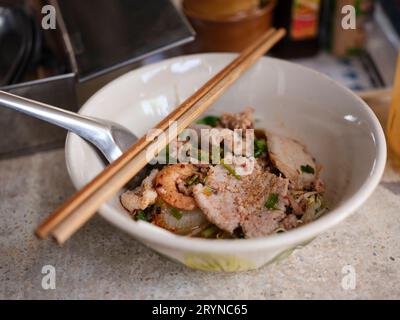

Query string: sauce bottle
[273,0,323,58]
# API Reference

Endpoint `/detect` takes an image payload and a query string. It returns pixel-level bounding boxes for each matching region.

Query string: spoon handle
[0,90,108,146]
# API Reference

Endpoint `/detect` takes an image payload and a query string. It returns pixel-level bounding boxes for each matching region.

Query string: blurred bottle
[387,53,400,168]
[273,0,323,58]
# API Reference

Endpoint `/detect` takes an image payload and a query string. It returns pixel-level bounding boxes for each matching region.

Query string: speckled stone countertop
[1,99,400,300]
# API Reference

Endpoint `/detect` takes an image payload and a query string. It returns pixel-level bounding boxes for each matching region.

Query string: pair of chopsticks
[36,28,286,244]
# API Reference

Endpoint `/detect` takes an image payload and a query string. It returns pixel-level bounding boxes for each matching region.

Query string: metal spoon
[0,90,137,163]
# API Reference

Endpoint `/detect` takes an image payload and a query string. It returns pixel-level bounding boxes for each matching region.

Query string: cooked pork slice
[193,162,289,237]
[266,132,317,190]
[219,107,254,131]
[241,210,285,238]
[192,166,239,233]
[120,169,159,212]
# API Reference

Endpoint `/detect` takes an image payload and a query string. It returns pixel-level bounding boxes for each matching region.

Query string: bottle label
[290,0,321,40]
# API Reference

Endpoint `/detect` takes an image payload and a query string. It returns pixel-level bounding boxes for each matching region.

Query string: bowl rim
[65,53,387,253]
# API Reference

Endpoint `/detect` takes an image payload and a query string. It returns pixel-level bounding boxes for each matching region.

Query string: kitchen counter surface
[1,100,400,300]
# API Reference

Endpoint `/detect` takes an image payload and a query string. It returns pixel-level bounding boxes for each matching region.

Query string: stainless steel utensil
[0,90,137,163]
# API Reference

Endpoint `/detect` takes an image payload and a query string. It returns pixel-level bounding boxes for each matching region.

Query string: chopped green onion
[221,159,241,180]
[187,174,199,186]
[170,207,183,220]
[301,164,315,174]
[135,210,147,221]
[265,193,279,210]
[254,150,262,158]
[196,115,220,127]
[202,186,213,196]
[201,225,219,238]
[254,139,267,158]
[159,144,172,164]
[165,144,169,159]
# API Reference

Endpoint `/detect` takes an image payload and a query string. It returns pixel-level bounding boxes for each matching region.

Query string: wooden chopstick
[37,28,286,244]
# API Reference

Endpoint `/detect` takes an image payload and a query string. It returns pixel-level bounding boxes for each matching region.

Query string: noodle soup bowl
[65,53,386,272]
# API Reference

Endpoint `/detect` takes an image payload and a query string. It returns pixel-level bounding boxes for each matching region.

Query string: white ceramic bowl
[65,54,386,272]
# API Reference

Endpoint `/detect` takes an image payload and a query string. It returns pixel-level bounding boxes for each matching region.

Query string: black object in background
[0,0,194,159]
[0,7,32,85]
[57,0,194,82]
[379,0,400,37]
[0,6,43,86]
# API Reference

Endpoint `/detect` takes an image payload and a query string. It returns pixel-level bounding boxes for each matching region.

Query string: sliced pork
[219,107,254,131]
[120,108,326,239]
[120,169,159,212]
[241,210,286,238]
[193,161,289,237]
[266,132,317,190]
